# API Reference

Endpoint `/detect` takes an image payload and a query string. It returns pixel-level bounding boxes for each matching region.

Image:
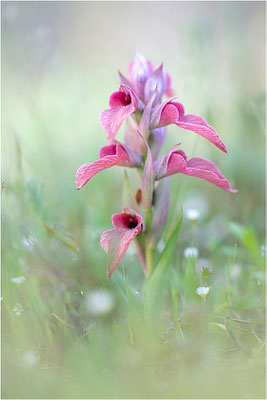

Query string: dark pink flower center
[113,213,139,230]
[121,93,131,106]
[127,215,138,229]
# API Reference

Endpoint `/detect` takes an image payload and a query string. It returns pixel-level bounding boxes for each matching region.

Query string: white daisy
[85,289,114,316]
[23,350,39,367]
[11,276,25,284]
[184,247,199,259]
[13,303,24,316]
[196,286,210,299]
[185,208,200,222]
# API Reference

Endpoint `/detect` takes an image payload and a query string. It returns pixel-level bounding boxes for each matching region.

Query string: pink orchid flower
[150,100,227,153]
[100,85,142,143]
[100,208,143,277]
[76,142,142,190]
[154,145,237,193]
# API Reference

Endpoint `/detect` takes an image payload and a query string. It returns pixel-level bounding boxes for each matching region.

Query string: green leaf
[144,207,183,320]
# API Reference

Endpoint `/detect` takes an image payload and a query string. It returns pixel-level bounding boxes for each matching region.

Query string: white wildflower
[11,276,25,284]
[23,350,39,367]
[230,264,241,280]
[261,245,266,257]
[186,208,200,222]
[13,303,24,316]
[184,247,199,259]
[85,289,114,316]
[22,236,34,250]
[196,286,210,299]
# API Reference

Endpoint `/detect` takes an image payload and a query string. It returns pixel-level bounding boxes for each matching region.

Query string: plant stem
[145,208,154,276]
[145,245,155,276]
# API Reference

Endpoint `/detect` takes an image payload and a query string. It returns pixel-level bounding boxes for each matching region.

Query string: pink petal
[100,85,140,142]
[177,113,227,153]
[184,157,237,193]
[76,155,119,189]
[101,229,139,277]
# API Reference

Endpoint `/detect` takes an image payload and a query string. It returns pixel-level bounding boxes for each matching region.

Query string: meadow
[2,2,265,398]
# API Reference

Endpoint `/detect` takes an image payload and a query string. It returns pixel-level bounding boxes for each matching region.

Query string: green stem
[145,208,155,276]
[145,245,155,276]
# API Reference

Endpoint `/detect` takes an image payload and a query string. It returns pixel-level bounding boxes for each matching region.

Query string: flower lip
[121,92,131,106]
[98,144,117,158]
[112,212,141,230]
[109,89,132,107]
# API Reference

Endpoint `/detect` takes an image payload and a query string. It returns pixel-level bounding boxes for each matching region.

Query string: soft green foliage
[2,2,265,398]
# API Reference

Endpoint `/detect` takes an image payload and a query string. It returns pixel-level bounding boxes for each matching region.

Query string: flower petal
[76,155,119,189]
[100,229,138,277]
[177,113,227,153]
[184,157,237,193]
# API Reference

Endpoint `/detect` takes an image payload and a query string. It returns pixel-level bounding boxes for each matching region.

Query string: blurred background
[2,1,265,399]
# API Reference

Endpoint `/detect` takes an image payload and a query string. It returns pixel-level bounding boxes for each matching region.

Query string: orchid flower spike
[76,142,142,190]
[154,145,237,193]
[100,208,143,277]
